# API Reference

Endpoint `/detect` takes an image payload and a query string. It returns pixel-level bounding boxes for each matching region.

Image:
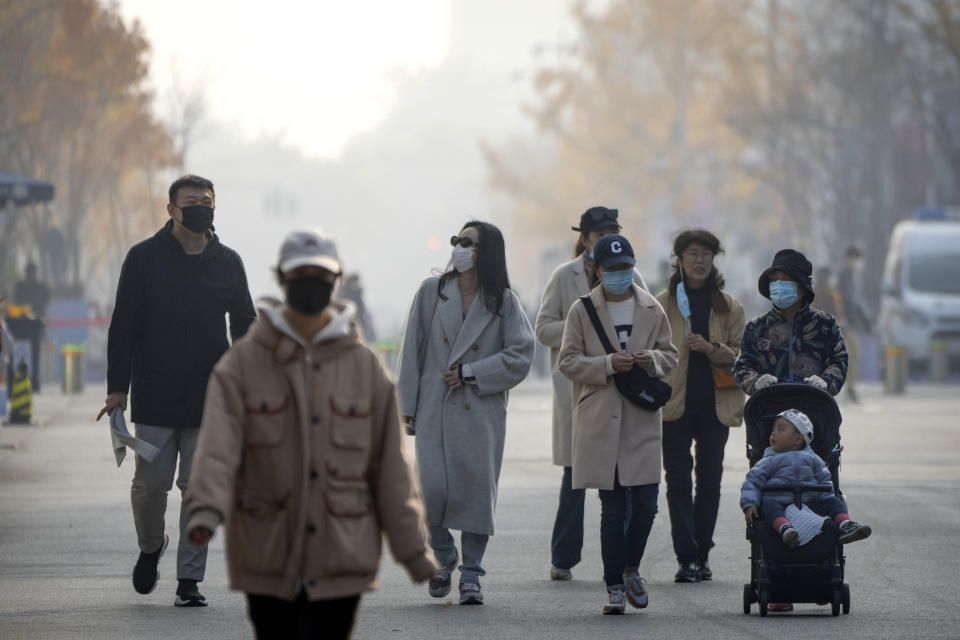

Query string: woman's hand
[633,350,653,369]
[686,333,717,354]
[611,353,635,373]
[189,526,214,546]
[743,506,758,525]
[443,365,463,389]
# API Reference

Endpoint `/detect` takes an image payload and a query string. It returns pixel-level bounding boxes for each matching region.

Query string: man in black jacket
[97,175,256,607]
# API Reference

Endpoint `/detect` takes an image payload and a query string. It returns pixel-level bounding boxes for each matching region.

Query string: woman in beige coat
[534,206,646,581]
[559,234,678,615]
[655,229,745,584]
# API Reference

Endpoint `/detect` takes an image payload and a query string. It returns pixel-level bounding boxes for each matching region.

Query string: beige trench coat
[559,284,678,490]
[535,256,646,467]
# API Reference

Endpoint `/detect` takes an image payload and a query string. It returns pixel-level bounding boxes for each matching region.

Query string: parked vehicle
[878,208,960,365]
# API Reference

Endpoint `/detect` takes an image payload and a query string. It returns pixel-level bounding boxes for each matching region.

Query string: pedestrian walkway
[0,381,958,639]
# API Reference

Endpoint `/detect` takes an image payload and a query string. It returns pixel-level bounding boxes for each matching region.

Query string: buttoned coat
[559,284,678,490]
[397,276,535,535]
[535,256,646,467]
[183,307,433,601]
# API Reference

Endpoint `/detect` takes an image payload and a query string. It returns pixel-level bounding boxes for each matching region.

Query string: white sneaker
[603,586,626,615]
[550,565,572,581]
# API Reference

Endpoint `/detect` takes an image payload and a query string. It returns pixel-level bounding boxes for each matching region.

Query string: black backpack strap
[579,295,617,355]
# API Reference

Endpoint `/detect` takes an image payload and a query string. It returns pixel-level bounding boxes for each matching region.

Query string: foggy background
[2,0,959,363]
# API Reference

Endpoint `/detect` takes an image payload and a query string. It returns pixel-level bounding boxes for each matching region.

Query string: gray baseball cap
[277,229,341,275]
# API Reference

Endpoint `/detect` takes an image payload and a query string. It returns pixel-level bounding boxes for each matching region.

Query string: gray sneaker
[459,579,483,605]
[602,586,626,615]
[428,550,459,598]
[623,574,648,608]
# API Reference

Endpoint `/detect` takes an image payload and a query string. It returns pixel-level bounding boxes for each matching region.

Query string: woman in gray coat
[534,206,646,581]
[397,221,535,606]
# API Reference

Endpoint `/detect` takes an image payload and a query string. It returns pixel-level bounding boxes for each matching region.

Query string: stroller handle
[763,484,834,493]
[762,483,835,507]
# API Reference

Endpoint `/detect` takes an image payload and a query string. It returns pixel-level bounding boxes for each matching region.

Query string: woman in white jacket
[534,207,646,581]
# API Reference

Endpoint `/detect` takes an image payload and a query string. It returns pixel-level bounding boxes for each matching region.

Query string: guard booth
[1,170,55,402]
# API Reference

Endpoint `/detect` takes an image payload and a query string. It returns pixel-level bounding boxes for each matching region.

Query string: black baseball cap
[571,206,621,233]
[593,234,636,269]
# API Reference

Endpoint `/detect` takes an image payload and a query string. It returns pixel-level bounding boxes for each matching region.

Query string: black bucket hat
[758,249,815,302]
[571,206,621,233]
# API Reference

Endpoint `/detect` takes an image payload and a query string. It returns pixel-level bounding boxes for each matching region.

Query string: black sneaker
[780,524,800,548]
[428,550,459,598]
[839,520,872,544]
[175,579,208,607]
[697,560,712,581]
[674,562,700,583]
[132,533,168,595]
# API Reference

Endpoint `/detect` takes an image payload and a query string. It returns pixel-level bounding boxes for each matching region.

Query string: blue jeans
[598,473,658,588]
[550,466,585,570]
[428,525,489,584]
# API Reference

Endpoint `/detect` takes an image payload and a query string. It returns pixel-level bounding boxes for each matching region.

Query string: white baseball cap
[777,409,814,446]
[277,229,341,275]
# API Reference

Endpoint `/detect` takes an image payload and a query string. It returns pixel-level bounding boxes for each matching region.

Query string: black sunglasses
[450,235,480,249]
[588,208,619,222]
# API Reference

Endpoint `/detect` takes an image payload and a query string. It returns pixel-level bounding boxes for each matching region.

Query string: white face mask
[452,245,476,273]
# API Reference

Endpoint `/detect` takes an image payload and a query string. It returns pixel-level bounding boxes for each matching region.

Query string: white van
[878,214,960,363]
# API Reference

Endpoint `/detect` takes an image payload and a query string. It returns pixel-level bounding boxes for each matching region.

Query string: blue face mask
[676,282,691,319]
[769,280,800,309]
[602,269,633,295]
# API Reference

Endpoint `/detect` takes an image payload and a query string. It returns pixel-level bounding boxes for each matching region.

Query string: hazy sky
[112,1,593,334]
[118,0,451,159]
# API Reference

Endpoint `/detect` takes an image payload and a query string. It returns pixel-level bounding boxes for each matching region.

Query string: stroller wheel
[842,584,851,614]
[759,589,769,617]
[743,584,752,614]
[831,588,842,616]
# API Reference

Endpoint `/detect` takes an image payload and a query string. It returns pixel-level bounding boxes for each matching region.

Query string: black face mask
[179,205,215,233]
[285,277,334,315]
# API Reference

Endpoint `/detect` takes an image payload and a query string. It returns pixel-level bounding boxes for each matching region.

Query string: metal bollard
[9,361,33,423]
[61,344,85,394]
[929,341,948,383]
[884,346,908,394]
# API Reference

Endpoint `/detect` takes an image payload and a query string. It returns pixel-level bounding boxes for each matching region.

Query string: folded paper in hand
[109,409,160,467]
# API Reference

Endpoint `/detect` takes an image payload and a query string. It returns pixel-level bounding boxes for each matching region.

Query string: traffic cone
[9,360,32,424]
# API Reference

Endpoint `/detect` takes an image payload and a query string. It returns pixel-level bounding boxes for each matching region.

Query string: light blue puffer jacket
[740,446,834,510]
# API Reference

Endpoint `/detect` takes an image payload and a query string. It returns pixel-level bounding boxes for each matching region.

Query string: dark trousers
[662,402,730,565]
[550,466,585,569]
[598,473,658,588]
[761,495,849,527]
[247,591,360,640]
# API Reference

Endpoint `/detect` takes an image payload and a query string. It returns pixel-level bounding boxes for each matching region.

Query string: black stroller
[741,382,851,616]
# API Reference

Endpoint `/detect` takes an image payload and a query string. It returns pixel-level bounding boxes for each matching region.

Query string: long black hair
[667,228,730,313]
[438,221,512,314]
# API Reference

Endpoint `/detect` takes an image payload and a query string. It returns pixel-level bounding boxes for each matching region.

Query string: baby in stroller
[741,409,872,547]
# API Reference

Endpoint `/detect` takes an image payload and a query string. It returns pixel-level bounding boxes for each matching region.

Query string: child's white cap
[777,409,814,446]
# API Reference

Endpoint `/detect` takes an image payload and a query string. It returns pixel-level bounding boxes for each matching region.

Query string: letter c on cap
[611,241,622,254]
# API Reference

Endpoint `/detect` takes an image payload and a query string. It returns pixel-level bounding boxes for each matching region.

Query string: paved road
[1,379,958,639]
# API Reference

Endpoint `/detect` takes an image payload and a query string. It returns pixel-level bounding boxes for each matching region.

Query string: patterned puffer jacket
[734,305,848,396]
